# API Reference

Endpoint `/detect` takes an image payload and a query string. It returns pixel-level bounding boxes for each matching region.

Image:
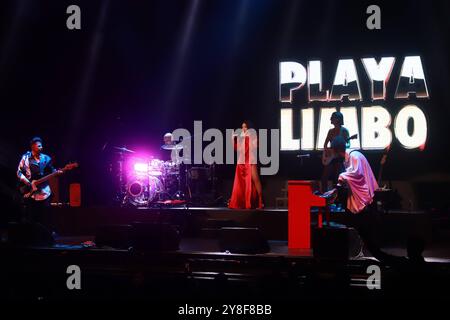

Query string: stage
[1,204,450,301]
[42,205,446,249]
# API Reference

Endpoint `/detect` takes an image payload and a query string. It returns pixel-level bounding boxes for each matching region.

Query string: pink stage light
[134,162,148,173]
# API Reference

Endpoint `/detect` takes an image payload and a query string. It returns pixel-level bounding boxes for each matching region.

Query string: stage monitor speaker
[219,227,270,254]
[6,222,55,246]
[313,226,349,260]
[131,222,180,251]
[348,227,364,258]
[95,224,133,249]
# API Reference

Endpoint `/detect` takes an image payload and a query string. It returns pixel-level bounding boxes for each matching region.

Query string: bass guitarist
[17,137,62,223]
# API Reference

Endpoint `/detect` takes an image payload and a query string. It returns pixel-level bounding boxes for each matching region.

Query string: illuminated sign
[279,56,429,151]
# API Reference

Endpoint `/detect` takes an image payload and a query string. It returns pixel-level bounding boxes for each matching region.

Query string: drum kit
[111,143,215,207]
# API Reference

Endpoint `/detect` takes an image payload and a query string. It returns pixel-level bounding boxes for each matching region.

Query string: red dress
[228,135,259,209]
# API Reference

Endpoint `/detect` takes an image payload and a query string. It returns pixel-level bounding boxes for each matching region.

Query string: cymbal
[113,146,135,153]
[161,143,183,150]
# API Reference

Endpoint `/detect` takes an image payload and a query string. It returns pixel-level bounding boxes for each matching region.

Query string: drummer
[162,132,187,164]
[162,132,176,161]
[163,132,175,147]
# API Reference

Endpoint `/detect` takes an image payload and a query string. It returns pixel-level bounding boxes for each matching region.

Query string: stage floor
[43,204,448,248]
[3,204,448,266]
[49,235,450,262]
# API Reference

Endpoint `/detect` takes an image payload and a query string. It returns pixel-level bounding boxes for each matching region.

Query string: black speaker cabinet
[131,222,180,251]
[313,226,349,260]
[95,223,180,251]
[95,224,133,249]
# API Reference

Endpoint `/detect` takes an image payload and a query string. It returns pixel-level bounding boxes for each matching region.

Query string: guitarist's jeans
[23,197,51,225]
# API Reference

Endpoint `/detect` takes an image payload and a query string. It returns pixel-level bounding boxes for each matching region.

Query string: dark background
[0,0,449,206]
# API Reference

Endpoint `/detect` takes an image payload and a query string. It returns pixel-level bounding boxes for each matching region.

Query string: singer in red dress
[228,121,264,209]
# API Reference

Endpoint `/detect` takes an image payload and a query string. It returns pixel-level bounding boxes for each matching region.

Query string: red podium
[288,180,327,250]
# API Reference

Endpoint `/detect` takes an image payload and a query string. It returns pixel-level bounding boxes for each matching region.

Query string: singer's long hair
[242,120,254,130]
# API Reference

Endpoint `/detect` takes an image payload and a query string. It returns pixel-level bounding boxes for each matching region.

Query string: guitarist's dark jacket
[17,152,56,201]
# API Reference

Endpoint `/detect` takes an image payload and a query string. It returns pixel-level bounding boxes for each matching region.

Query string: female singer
[228,120,264,209]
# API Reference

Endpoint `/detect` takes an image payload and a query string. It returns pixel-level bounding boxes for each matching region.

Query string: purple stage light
[134,162,149,173]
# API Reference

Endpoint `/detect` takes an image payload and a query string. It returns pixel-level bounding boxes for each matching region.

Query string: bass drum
[126,176,164,207]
